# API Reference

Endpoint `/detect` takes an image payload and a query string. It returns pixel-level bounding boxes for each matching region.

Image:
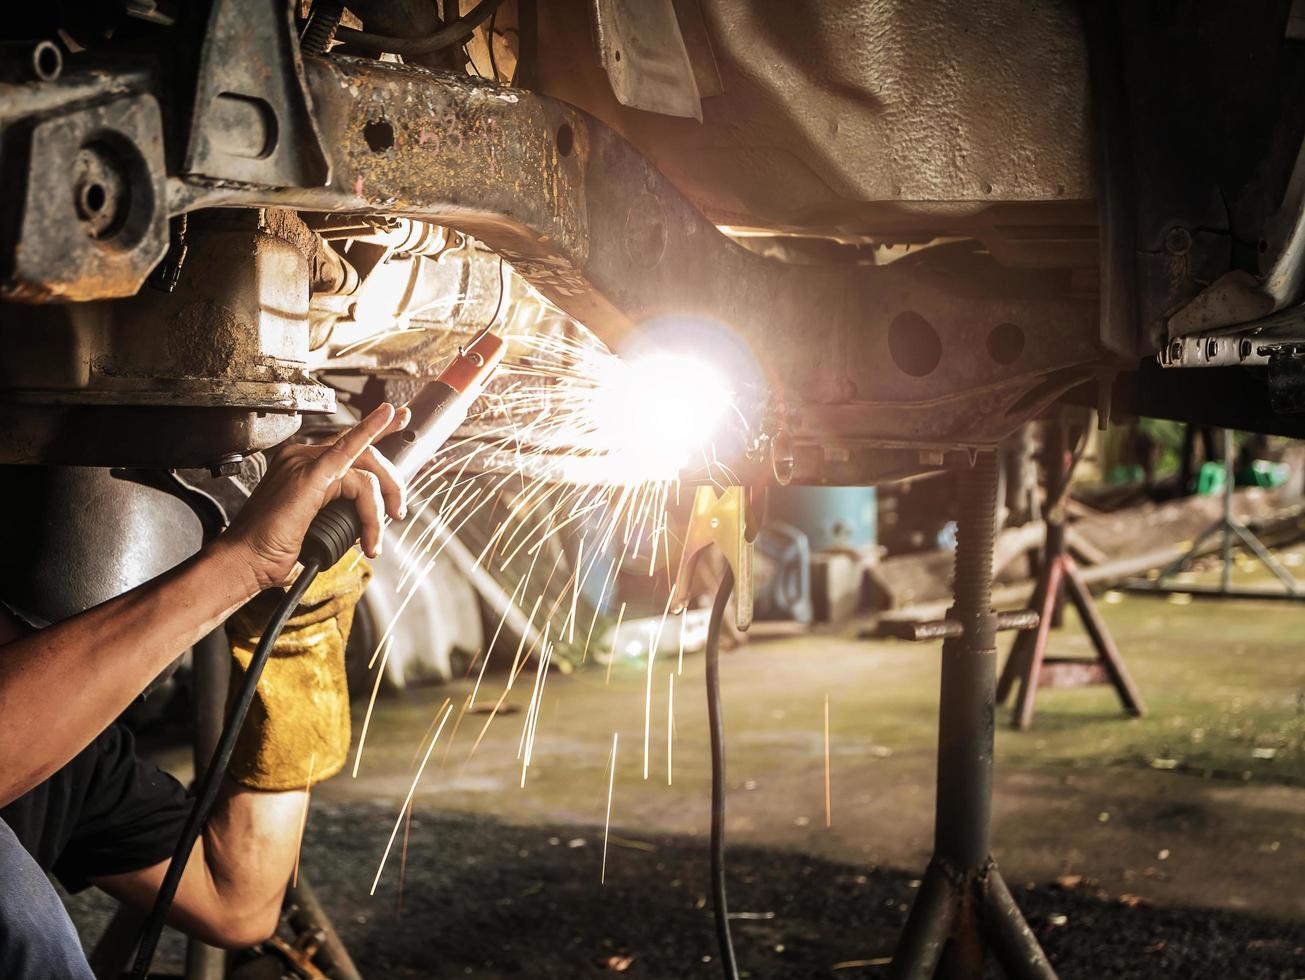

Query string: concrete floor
[317,563,1305,926]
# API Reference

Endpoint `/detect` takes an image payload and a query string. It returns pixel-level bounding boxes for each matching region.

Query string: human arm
[89,547,373,947]
[0,402,408,807]
[91,779,307,949]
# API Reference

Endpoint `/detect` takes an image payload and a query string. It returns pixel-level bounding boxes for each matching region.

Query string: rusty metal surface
[1037,659,1109,689]
[591,0,703,120]
[177,57,1102,451]
[184,0,330,187]
[0,214,332,466]
[0,218,330,408]
[2,88,168,303]
[538,0,1092,239]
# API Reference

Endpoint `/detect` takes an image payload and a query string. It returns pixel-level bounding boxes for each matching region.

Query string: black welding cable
[336,0,505,59]
[705,565,741,980]
[129,558,324,980]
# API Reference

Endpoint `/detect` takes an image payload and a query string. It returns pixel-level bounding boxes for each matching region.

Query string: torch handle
[298,381,468,569]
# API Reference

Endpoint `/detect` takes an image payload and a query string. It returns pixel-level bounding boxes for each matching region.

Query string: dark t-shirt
[0,724,191,892]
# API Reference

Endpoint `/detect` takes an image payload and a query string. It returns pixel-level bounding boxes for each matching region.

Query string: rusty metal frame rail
[0,45,1104,451]
[172,56,1103,450]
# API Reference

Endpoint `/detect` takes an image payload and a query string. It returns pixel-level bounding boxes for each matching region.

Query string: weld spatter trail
[345,329,741,892]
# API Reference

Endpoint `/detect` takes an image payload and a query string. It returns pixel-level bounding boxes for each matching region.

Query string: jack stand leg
[1127,429,1304,600]
[1062,559,1145,716]
[890,453,1055,979]
[998,417,1142,730]
[984,869,1057,979]
[1008,559,1064,731]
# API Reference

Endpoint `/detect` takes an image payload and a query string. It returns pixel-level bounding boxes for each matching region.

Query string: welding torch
[131,329,506,980]
[299,327,506,567]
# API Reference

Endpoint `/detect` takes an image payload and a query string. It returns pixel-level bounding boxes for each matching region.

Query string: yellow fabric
[225,551,371,791]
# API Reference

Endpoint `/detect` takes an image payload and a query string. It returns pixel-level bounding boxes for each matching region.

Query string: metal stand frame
[1125,428,1304,602]
[889,454,1056,979]
[996,421,1145,731]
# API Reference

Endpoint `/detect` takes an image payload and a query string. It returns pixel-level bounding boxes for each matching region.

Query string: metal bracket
[185,0,330,187]
[4,91,168,302]
[591,0,703,120]
[670,484,753,630]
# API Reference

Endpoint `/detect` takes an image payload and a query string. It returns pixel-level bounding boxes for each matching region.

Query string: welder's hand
[224,404,412,590]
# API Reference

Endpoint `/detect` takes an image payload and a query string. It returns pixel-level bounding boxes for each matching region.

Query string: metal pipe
[88,905,147,980]
[1221,428,1234,593]
[982,871,1057,979]
[1044,419,1068,629]
[286,877,363,980]
[888,864,956,979]
[932,453,1001,979]
[874,610,1039,642]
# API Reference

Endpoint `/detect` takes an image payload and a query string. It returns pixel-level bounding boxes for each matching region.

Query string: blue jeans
[0,817,94,979]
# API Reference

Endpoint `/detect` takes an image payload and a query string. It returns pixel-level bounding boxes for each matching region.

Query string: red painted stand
[996,418,1146,731]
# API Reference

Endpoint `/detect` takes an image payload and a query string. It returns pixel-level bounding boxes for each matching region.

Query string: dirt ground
[298,566,1305,978]
[299,802,1305,979]
[71,560,1305,977]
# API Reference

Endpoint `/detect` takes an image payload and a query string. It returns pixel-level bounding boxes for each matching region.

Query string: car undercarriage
[6,0,1305,477]
[3,2,1305,978]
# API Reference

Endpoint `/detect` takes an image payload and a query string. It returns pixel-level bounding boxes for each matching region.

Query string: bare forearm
[0,539,259,804]
[95,779,306,949]
[200,781,306,938]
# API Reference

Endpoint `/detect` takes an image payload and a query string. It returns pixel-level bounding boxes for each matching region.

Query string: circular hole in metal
[83,183,107,214]
[71,135,151,246]
[33,41,62,81]
[556,123,574,157]
[986,322,1025,365]
[72,141,133,240]
[363,119,395,152]
[887,311,942,377]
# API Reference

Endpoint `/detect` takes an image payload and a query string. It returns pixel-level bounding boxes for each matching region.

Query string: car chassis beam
[3,50,1107,455]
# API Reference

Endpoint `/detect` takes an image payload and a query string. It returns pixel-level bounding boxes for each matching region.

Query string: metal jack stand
[889,453,1056,979]
[1125,428,1304,602]
[996,419,1146,731]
